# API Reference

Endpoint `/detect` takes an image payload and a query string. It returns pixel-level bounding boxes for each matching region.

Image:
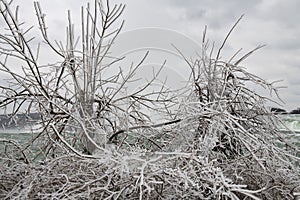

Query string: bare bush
[0,0,299,199]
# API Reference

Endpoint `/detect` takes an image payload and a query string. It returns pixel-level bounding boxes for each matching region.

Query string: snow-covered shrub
[0,0,299,199]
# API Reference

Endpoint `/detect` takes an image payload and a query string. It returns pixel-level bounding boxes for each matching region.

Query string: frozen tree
[0,0,299,199]
[0,0,176,158]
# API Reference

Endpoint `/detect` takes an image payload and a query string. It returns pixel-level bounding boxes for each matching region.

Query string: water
[0,125,44,158]
[1,115,299,156]
[274,114,300,156]
[278,114,300,133]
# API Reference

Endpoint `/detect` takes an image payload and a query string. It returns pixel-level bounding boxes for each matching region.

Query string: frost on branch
[0,0,299,199]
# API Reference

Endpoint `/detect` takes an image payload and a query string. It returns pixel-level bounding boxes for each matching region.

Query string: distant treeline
[0,113,41,129]
[271,107,300,114]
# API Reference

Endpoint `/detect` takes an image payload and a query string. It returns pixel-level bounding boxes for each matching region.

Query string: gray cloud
[166,0,263,29]
[3,0,300,110]
[256,0,300,28]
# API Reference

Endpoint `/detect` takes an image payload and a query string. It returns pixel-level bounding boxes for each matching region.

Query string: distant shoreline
[0,113,41,129]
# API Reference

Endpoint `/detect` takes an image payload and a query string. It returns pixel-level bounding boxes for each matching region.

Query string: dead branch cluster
[0,0,299,199]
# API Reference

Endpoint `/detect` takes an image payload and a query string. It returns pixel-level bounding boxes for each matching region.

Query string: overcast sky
[8,0,300,111]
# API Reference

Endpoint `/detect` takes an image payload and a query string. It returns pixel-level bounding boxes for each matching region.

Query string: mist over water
[1,115,299,143]
[1,114,299,153]
[279,114,300,133]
